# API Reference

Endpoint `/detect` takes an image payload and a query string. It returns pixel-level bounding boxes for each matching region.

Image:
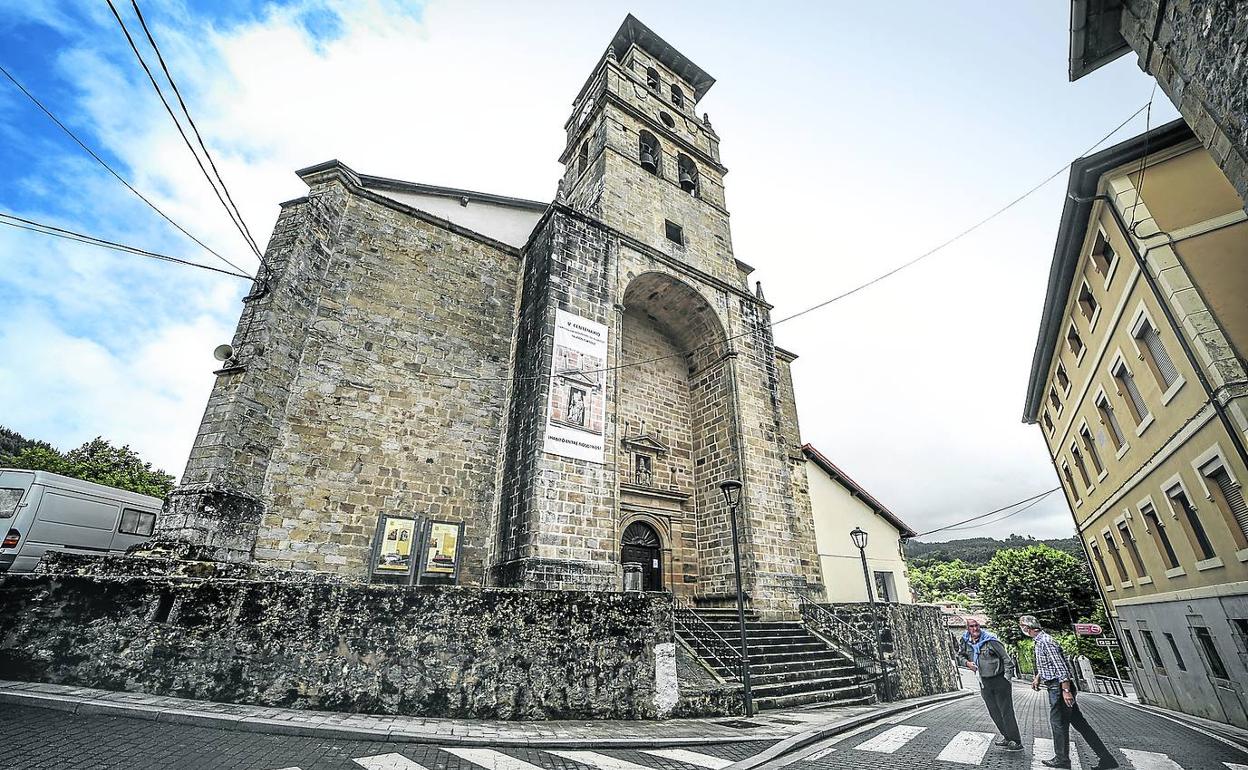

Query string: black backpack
[978,639,1006,679]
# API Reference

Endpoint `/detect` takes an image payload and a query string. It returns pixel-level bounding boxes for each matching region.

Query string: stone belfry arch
[492,15,823,615]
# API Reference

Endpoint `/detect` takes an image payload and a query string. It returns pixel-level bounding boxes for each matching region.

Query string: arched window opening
[670,83,685,108]
[638,131,661,176]
[577,140,589,176]
[677,154,699,196]
[646,67,660,92]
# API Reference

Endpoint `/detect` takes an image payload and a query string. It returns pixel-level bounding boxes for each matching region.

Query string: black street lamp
[850,526,891,701]
[719,479,754,717]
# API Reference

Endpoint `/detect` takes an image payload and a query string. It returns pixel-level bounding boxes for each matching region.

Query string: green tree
[979,544,1097,643]
[3,434,174,499]
[908,558,982,602]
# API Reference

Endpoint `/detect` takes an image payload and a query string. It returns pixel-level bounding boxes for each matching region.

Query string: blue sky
[0,1,1178,540]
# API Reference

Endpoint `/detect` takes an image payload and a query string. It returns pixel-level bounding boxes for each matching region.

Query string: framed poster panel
[370,515,420,584]
[420,520,464,582]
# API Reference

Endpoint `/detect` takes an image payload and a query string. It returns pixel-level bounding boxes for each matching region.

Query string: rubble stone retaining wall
[824,602,960,699]
[0,556,676,720]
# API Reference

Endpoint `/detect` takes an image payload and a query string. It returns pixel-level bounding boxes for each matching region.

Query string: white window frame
[1068,322,1087,364]
[1089,538,1113,590]
[1062,460,1083,507]
[1078,418,1109,483]
[1109,349,1153,436]
[1128,303,1185,405]
[1189,443,1248,563]
[1102,526,1132,588]
[1071,440,1095,493]
[1090,227,1120,289]
[1162,473,1220,565]
[1078,279,1103,332]
[1093,385,1130,460]
[1137,493,1184,578]
[1056,361,1073,396]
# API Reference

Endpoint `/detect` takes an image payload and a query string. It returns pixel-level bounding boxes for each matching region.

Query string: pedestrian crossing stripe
[853,724,927,753]
[446,748,548,770]
[935,731,995,765]
[1224,764,1248,770]
[548,750,656,770]
[353,755,429,770]
[1122,749,1185,770]
[640,749,732,769]
[1032,738,1083,770]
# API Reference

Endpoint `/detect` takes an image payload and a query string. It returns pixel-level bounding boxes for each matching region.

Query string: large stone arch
[617,272,738,602]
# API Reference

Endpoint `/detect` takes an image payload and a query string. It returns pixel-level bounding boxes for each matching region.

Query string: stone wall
[0,556,675,720]
[1120,0,1248,207]
[824,602,960,700]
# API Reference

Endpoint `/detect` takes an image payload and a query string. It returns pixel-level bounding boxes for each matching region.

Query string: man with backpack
[960,619,1023,752]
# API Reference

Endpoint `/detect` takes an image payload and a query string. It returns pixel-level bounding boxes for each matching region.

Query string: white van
[0,469,163,573]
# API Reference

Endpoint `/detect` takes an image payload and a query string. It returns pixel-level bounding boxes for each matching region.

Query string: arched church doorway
[621,521,663,591]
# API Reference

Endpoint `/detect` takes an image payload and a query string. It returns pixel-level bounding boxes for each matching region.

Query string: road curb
[723,689,973,770]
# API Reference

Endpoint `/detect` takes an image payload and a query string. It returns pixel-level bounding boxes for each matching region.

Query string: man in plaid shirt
[1019,615,1118,770]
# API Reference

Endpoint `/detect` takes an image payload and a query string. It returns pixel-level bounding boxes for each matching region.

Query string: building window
[1202,460,1248,549]
[676,153,699,196]
[1049,387,1063,415]
[1090,230,1116,277]
[1077,282,1099,324]
[1096,394,1127,451]
[1134,318,1180,390]
[1043,410,1055,435]
[1163,632,1187,671]
[1141,630,1165,668]
[1194,627,1230,679]
[670,83,685,108]
[1080,426,1104,476]
[1071,444,1094,490]
[1105,532,1129,582]
[664,220,684,246]
[1090,541,1112,585]
[1123,629,1144,667]
[577,140,589,176]
[1142,503,1180,569]
[1056,363,1070,392]
[646,66,660,91]
[1112,361,1149,425]
[638,130,661,176]
[873,571,896,602]
[1067,325,1085,357]
[1167,485,1216,561]
[660,111,676,129]
[1119,521,1147,578]
[1063,463,1082,505]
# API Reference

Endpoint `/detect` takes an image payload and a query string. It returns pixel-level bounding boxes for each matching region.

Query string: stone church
[163,15,824,616]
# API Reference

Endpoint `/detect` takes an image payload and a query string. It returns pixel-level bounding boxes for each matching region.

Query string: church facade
[162,16,824,616]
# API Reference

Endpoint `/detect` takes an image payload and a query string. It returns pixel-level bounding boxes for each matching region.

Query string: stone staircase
[676,606,878,710]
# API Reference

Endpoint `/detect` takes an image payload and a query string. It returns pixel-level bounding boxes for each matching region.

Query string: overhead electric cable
[0,212,252,279]
[105,0,264,264]
[0,62,250,276]
[938,490,1058,533]
[912,487,1062,538]
[125,0,266,264]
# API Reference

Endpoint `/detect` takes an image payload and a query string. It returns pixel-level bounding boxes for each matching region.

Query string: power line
[939,490,1058,533]
[125,0,267,265]
[912,487,1062,538]
[0,62,250,276]
[0,212,253,280]
[105,0,264,266]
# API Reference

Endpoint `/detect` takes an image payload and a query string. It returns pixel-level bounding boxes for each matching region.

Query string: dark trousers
[1047,684,1112,762]
[981,676,1021,743]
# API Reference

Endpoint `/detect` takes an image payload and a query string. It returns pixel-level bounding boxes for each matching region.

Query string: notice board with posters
[419,520,464,582]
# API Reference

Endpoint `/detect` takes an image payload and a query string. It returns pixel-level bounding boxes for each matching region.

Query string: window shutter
[1121,368,1149,420]
[1210,467,1248,541]
[1141,324,1179,387]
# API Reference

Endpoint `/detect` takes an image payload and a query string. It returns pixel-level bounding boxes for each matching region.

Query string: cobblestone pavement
[0,704,781,769]
[778,682,1248,770]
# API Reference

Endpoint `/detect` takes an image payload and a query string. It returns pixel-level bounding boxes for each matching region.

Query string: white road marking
[353,755,429,770]
[1121,750,1184,770]
[446,749,547,770]
[1113,699,1248,757]
[547,751,653,770]
[935,731,995,765]
[641,750,731,769]
[804,747,836,761]
[1033,738,1083,770]
[853,724,926,753]
[1223,764,1248,770]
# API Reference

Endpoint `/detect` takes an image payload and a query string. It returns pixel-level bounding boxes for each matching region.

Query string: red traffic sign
[1095,638,1119,647]
[1075,623,1103,636]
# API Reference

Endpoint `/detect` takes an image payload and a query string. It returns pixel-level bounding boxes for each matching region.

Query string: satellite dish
[213,344,235,362]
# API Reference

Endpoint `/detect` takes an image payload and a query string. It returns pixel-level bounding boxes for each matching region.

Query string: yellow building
[1024,119,1248,726]
[802,444,915,604]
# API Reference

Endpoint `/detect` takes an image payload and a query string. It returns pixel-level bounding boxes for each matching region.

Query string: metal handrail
[672,598,744,681]
[799,601,882,675]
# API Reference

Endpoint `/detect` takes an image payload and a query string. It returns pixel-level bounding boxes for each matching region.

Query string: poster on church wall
[373,516,417,574]
[544,308,608,464]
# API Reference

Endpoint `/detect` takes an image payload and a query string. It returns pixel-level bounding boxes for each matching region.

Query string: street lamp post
[850,526,891,702]
[720,479,754,717]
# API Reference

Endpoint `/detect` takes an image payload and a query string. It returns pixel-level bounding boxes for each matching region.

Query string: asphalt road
[775,682,1248,770]
[2,684,1246,770]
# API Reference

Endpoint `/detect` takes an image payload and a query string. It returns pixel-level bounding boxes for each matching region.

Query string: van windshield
[0,488,23,518]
